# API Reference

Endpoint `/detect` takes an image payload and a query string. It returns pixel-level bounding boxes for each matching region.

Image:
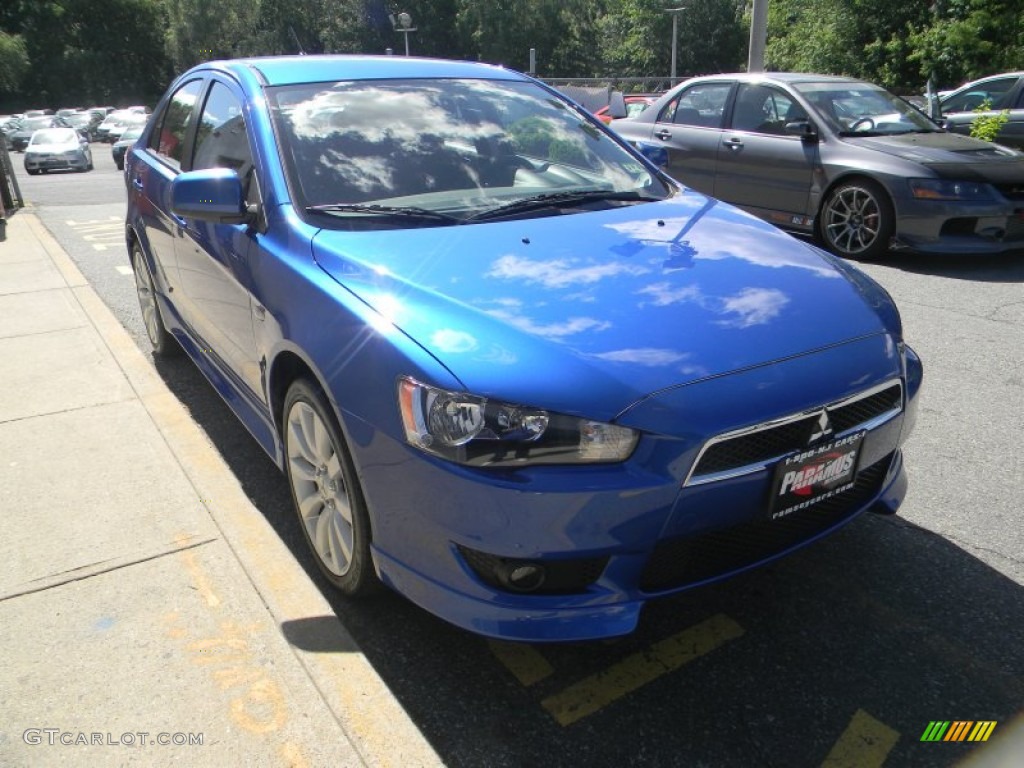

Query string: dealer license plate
[769,431,865,521]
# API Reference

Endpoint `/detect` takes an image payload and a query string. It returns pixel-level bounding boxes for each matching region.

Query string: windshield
[120,128,144,142]
[24,117,53,131]
[30,129,76,145]
[793,81,940,135]
[269,78,669,226]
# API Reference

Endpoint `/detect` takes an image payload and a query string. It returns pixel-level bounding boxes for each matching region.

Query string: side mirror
[171,168,250,225]
[785,120,818,142]
[634,141,668,168]
[607,91,628,120]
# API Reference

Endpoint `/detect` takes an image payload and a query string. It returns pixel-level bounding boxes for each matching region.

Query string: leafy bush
[970,99,1009,143]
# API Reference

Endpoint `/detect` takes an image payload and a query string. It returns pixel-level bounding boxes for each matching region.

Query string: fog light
[456,544,608,595]
[500,563,547,592]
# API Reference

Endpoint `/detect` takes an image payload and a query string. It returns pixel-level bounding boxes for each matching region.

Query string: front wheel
[283,379,377,595]
[818,179,895,260]
[131,243,178,356]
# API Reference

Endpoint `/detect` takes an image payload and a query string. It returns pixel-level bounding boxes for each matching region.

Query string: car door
[940,75,1024,149]
[649,81,735,196]
[712,83,817,225]
[131,77,206,306]
[174,78,264,401]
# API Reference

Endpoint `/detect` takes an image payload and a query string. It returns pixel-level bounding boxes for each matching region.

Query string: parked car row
[610,72,1024,259]
[96,107,150,143]
[3,104,151,176]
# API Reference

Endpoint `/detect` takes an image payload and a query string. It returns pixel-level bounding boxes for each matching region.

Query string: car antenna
[289,26,306,55]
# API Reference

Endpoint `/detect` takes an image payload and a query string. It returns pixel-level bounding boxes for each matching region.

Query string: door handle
[654,129,672,141]
[172,213,187,228]
[132,177,143,190]
[724,137,744,150]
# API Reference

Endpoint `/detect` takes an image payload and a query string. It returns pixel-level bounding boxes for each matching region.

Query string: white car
[24,128,93,175]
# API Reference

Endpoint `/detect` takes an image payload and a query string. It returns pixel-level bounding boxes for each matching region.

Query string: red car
[595,94,657,124]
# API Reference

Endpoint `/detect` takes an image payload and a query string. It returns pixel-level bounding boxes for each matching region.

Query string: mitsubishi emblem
[808,409,834,445]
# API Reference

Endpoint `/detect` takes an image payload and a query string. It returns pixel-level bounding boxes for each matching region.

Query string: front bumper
[372,449,909,641]
[25,153,88,172]
[893,195,1024,254]
[349,341,923,641]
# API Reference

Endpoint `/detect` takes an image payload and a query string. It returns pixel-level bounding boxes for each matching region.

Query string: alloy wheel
[286,401,354,577]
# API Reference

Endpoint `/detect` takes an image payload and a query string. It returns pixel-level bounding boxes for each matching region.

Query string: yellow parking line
[488,640,554,687]
[821,709,899,768]
[541,613,744,726]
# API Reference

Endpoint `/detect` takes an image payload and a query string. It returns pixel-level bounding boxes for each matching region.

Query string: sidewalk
[0,211,442,767]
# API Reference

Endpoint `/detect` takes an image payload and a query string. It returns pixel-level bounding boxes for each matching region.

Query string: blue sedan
[125,56,923,641]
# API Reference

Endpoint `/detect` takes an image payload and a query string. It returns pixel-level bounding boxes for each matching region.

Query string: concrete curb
[24,213,443,768]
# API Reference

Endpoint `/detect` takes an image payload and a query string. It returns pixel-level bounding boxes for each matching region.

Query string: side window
[192,81,253,179]
[943,77,1017,113]
[732,84,805,135]
[657,83,732,128]
[152,79,204,169]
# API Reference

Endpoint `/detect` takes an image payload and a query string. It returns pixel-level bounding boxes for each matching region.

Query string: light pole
[664,6,687,84]
[391,12,417,57]
[747,0,768,73]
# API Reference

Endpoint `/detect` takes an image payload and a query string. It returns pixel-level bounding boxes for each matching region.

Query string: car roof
[199,55,526,87]
[684,72,864,86]
[945,71,1024,94]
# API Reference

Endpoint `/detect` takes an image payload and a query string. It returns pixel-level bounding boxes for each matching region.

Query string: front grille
[688,381,901,483]
[640,455,892,592]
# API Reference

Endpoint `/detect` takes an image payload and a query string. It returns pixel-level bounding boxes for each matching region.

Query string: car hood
[26,142,77,153]
[311,191,899,421]
[848,132,1024,178]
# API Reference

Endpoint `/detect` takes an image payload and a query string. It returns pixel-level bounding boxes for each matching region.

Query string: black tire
[818,178,895,260]
[115,159,123,171]
[26,168,39,176]
[130,242,178,356]
[283,379,377,596]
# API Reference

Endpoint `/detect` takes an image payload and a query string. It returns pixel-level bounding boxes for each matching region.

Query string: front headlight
[398,377,638,466]
[908,178,995,201]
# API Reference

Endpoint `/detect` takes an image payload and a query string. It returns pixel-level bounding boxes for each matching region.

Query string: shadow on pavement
[151,354,1022,768]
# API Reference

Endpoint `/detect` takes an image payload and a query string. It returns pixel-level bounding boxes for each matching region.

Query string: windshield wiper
[467,189,659,222]
[306,203,462,224]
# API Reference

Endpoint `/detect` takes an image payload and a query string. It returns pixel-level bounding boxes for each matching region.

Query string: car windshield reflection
[270,78,669,226]
[794,82,941,136]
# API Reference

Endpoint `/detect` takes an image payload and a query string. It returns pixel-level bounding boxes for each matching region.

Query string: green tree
[907,0,1024,88]
[454,0,605,75]
[765,0,931,90]
[0,31,29,93]
[163,0,263,72]
[0,0,170,108]
[598,0,744,80]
